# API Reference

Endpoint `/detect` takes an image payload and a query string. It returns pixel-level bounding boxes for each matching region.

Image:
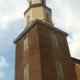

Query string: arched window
[51,33,58,47]
[55,60,64,79]
[24,64,29,80]
[24,36,28,51]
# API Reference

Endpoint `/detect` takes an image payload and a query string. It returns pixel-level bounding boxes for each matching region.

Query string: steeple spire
[24,0,53,28]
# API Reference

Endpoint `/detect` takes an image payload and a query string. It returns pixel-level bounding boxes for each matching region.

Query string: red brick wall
[15,24,42,80]
[37,22,77,80]
[15,36,24,80]
[15,22,77,80]
[74,64,80,80]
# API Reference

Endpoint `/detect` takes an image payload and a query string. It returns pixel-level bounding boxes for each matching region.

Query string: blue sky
[0,0,80,80]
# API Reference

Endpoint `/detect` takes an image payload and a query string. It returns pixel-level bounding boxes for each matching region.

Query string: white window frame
[51,33,58,47]
[55,60,64,79]
[24,64,29,80]
[24,36,28,51]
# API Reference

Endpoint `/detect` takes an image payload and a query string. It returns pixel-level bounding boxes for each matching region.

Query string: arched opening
[55,60,64,79]
[24,64,29,80]
[51,33,58,47]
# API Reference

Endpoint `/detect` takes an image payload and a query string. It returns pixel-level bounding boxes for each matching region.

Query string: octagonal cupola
[24,0,53,28]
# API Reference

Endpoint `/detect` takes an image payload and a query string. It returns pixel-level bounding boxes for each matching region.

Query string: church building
[14,0,80,80]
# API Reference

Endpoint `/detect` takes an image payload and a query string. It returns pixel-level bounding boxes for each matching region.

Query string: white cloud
[49,0,80,59]
[0,56,9,80]
[67,32,80,59]
[0,0,28,29]
[0,56,9,69]
[0,72,4,80]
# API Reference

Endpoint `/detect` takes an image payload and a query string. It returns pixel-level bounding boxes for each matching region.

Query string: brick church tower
[14,0,77,80]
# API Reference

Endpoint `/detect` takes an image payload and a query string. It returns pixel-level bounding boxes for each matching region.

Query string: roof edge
[71,57,80,64]
[13,19,68,44]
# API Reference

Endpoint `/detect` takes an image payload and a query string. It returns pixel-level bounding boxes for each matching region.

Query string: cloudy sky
[0,0,80,80]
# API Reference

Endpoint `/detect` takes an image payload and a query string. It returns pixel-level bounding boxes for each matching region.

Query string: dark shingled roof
[72,57,80,65]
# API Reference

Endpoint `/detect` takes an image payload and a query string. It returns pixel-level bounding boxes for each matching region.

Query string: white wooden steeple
[24,0,53,28]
